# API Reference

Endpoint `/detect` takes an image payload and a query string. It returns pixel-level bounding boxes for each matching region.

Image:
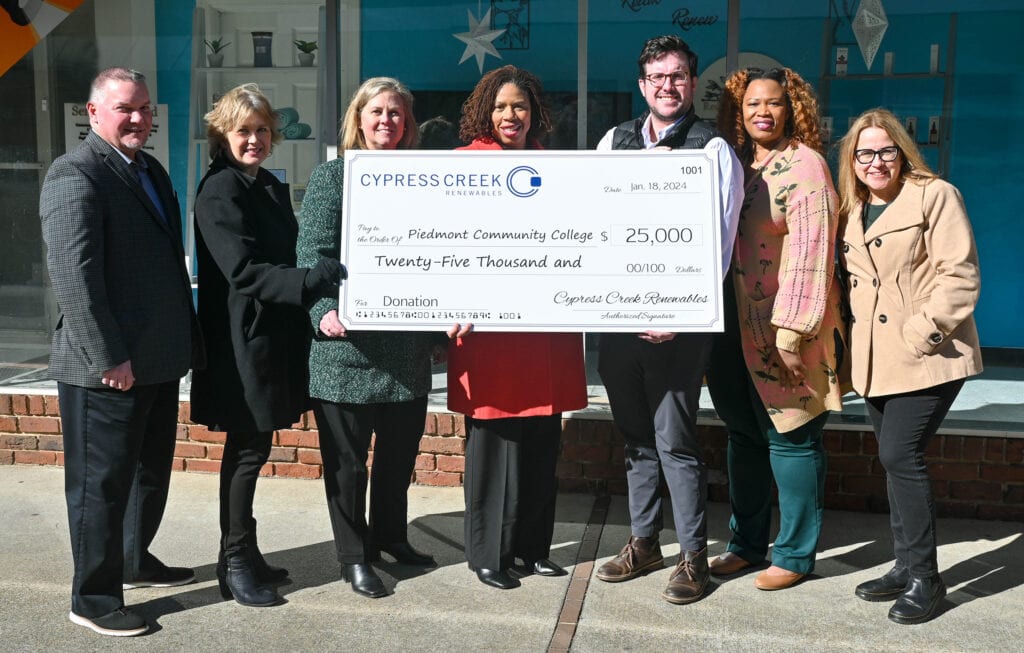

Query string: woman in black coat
[191,83,342,607]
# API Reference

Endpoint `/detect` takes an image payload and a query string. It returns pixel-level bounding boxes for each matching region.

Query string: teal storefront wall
[154,0,1022,348]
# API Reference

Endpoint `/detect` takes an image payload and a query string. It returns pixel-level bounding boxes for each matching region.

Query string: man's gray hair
[89,67,147,104]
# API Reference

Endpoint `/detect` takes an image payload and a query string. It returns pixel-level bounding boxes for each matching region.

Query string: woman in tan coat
[838,108,982,625]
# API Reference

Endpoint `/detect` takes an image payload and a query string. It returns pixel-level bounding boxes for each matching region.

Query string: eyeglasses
[642,72,690,86]
[854,146,900,164]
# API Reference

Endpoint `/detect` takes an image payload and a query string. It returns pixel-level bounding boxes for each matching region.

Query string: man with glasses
[594,35,742,604]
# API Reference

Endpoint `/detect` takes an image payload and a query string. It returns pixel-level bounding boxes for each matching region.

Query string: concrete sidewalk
[2,465,1022,652]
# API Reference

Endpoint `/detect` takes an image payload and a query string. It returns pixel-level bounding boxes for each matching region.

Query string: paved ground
[2,464,1022,652]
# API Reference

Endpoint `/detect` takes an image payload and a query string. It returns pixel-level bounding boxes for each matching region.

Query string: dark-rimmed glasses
[854,146,900,164]
[642,72,690,86]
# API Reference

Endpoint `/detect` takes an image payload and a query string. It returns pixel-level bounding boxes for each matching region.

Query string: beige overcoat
[839,177,982,397]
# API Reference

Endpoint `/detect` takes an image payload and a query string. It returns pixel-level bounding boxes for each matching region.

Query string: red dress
[447,137,588,419]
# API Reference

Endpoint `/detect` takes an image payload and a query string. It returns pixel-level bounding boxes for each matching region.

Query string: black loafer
[855,566,910,602]
[475,568,520,590]
[342,563,388,599]
[378,541,436,566]
[889,576,946,625]
[530,559,567,577]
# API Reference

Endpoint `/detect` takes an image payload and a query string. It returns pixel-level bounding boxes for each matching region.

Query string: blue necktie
[132,161,168,224]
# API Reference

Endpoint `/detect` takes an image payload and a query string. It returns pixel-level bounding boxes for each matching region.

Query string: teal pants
[707,288,828,575]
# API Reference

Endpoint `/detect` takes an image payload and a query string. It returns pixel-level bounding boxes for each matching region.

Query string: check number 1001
[616,226,696,246]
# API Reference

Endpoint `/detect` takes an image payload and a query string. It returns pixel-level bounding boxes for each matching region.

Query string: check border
[339,150,724,333]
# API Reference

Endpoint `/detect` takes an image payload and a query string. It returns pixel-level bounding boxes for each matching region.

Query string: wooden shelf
[817,14,958,177]
[185,1,328,276]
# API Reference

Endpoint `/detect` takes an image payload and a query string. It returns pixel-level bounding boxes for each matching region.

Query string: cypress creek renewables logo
[358,164,543,199]
[506,165,542,198]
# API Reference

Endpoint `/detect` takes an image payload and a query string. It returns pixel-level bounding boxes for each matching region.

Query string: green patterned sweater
[296,157,443,403]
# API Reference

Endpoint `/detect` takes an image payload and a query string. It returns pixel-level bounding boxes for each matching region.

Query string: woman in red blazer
[448,65,587,589]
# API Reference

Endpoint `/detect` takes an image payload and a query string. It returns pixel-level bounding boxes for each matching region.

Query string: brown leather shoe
[595,536,664,582]
[754,567,805,591]
[661,548,709,604]
[709,552,753,576]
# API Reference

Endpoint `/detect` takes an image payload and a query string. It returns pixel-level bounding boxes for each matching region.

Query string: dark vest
[610,109,720,151]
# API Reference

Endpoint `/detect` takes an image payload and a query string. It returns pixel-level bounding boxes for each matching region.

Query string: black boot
[342,563,387,598]
[218,554,284,607]
[855,566,910,602]
[888,575,946,624]
[247,518,289,582]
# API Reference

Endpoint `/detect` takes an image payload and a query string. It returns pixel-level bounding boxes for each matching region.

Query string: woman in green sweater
[296,77,444,598]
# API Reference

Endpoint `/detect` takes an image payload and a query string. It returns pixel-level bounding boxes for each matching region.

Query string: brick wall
[3,393,1022,522]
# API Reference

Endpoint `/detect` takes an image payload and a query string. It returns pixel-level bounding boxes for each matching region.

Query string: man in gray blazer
[40,67,204,637]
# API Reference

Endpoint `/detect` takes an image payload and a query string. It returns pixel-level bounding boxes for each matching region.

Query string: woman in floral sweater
[706,67,846,591]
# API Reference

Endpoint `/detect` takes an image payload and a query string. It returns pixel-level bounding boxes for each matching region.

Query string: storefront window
[0,1,99,383]
[0,0,1020,389]
[734,1,1022,349]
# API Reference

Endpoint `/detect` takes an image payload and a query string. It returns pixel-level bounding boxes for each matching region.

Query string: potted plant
[294,39,317,67]
[204,38,230,67]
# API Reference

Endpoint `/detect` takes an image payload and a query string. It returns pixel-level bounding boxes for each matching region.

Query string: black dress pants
[219,430,273,556]
[463,414,562,571]
[59,380,179,618]
[865,379,964,578]
[313,396,427,564]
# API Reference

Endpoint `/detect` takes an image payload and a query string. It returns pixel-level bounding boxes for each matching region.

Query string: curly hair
[339,77,419,153]
[458,65,551,145]
[715,67,823,162]
[204,83,282,160]
[837,107,937,221]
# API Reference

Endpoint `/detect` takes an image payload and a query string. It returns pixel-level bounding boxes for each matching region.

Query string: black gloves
[302,257,347,302]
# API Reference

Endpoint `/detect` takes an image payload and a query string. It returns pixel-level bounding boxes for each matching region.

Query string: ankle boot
[596,535,664,582]
[247,519,289,582]
[218,553,283,607]
[662,547,709,604]
[888,575,946,624]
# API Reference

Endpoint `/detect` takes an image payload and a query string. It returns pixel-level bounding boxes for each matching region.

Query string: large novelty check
[339,149,723,332]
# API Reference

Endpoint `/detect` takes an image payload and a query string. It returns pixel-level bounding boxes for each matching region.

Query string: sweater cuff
[775,328,803,353]
[309,297,335,332]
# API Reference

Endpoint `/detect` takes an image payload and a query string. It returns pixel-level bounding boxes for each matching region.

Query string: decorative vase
[207,52,224,68]
[297,52,315,67]
[252,31,273,67]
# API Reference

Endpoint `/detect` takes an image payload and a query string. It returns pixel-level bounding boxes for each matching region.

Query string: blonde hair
[716,66,823,161]
[204,83,282,160]
[339,77,418,152]
[837,108,937,221]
